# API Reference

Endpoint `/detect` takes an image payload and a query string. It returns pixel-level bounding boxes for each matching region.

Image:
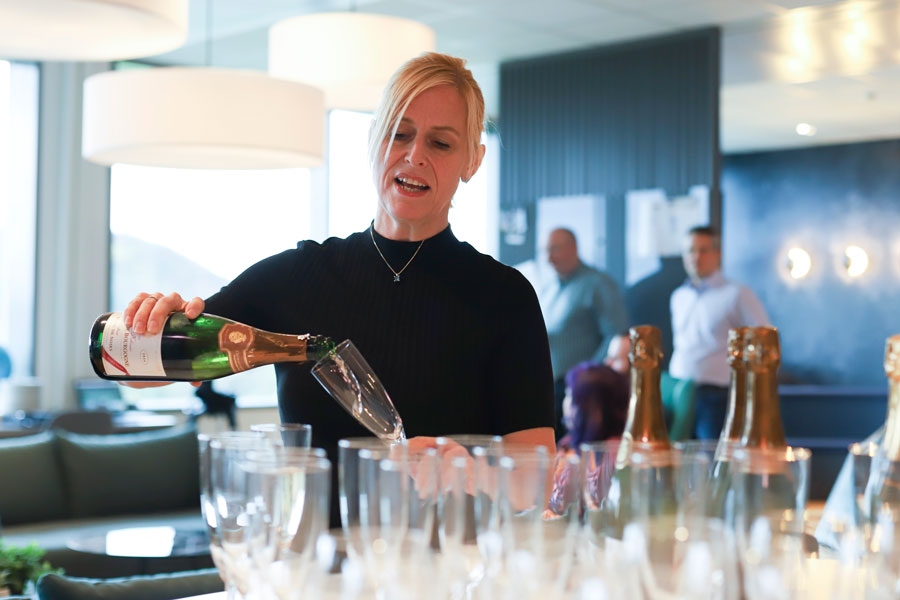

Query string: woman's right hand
[123,292,205,335]
[120,292,205,388]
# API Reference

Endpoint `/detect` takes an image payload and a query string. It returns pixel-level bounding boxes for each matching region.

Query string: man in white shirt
[669,225,770,439]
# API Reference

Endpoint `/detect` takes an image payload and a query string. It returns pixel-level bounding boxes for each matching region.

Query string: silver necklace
[370,224,425,283]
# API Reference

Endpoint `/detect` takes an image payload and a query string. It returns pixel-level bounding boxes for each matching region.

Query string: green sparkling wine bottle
[89,312,336,382]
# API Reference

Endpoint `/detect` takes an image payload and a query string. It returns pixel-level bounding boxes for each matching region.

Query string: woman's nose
[405,138,427,166]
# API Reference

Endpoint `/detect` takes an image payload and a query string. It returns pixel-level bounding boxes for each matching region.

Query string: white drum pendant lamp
[82,67,326,169]
[269,13,435,111]
[0,0,188,61]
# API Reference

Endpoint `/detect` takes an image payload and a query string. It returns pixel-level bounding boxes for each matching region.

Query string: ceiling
[147,0,900,154]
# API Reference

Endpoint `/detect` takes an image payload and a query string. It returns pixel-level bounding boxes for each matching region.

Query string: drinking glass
[312,340,405,442]
[494,446,575,600]
[337,436,404,589]
[198,431,267,600]
[358,447,409,576]
[250,422,312,448]
[732,446,812,600]
[434,435,502,556]
[627,448,740,600]
[541,452,584,597]
[405,447,440,552]
[242,448,331,600]
[205,434,269,599]
[856,450,900,596]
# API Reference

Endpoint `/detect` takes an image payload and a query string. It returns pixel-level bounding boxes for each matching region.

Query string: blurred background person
[669,225,769,439]
[539,228,628,439]
[557,359,630,455]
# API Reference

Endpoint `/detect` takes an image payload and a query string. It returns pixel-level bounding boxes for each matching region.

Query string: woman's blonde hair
[368,52,485,181]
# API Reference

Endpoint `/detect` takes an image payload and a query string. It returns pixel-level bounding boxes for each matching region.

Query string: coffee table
[67,526,212,574]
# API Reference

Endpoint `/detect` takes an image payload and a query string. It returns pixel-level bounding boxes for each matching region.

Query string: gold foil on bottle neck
[744,326,780,371]
[728,327,749,368]
[884,335,900,382]
[629,325,662,369]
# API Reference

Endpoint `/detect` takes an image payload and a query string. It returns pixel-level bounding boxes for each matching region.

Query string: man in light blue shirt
[539,228,628,438]
[669,225,769,439]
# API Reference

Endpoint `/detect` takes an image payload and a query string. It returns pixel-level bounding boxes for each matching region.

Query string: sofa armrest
[36,569,222,600]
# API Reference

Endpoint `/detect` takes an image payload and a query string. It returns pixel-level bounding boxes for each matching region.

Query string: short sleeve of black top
[204,225,555,520]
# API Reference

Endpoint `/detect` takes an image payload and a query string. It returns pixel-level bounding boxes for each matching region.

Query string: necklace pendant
[393,274,401,283]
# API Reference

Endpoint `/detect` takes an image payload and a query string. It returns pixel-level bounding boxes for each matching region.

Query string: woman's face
[374,85,470,237]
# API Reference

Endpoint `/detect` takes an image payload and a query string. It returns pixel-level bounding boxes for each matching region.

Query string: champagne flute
[337,436,404,591]
[243,448,331,600]
[434,434,503,590]
[732,446,812,600]
[356,447,411,593]
[250,422,313,448]
[486,445,557,600]
[312,340,405,442]
[628,448,740,600]
[205,434,269,599]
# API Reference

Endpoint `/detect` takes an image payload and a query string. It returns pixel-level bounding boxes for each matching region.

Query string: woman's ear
[462,143,486,183]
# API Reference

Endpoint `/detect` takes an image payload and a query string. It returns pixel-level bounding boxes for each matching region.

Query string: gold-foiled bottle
[601,326,672,536]
[867,335,900,515]
[733,326,795,532]
[719,327,750,449]
[709,327,749,518]
[741,326,787,449]
[617,324,671,464]
[881,335,900,461]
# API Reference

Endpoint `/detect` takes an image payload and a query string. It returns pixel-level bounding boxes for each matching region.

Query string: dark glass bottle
[89,311,335,382]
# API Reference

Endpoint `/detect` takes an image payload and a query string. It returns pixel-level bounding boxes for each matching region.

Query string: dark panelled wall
[498,28,721,275]
[722,139,900,386]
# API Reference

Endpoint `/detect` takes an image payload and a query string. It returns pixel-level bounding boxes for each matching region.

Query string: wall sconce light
[844,245,869,277]
[786,247,811,279]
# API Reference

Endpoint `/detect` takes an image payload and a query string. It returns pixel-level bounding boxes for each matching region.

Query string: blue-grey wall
[722,139,900,386]
[498,27,721,280]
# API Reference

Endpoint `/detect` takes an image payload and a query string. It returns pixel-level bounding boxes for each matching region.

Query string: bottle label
[219,323,255,373]
[100,313,165,377]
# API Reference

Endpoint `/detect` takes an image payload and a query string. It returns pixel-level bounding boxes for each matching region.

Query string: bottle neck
[245,331,331,369]
[720,367,747,443]
[623,365,670,447]
[882,380,900,459]
[741,368,786,448]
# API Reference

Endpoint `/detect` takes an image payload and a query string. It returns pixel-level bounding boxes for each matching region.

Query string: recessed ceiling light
[795,122,817,136]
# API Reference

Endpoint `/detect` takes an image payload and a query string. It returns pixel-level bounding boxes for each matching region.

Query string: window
[109,166,311,408]
[0,61,39,380]
[327,109,499,257]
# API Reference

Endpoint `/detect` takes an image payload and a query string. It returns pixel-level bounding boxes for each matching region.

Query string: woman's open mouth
[395,176,430,194]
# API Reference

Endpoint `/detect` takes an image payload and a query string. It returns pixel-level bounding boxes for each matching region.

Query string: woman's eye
[433,140,451,149]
